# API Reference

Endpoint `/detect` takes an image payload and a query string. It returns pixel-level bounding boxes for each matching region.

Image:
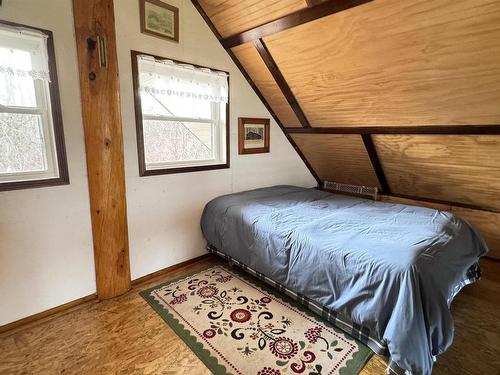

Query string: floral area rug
[140,266,372,375]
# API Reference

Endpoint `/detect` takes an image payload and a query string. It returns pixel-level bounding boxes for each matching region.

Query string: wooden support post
[73,0,131,299]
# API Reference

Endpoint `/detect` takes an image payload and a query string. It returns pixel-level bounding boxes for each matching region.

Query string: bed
[200,185,487,375]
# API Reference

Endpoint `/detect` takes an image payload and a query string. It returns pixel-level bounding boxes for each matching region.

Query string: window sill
[140,162,230,177]
[0,176,70,192]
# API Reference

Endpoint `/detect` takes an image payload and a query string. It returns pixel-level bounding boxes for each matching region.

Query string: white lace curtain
[0,25,51,83]
[0,25,51,109]
[138,54,228,104]
[0,66,50,81]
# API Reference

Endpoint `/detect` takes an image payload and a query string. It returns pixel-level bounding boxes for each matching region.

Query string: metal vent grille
[323,181,378,200]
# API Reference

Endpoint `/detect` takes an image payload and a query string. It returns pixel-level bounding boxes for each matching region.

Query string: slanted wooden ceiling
[193,0,500,216]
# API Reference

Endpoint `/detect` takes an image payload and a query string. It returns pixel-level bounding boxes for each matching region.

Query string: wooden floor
[1,255,499,375]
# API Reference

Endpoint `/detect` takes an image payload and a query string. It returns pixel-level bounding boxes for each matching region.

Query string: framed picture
[238,117,270,155]
[140,0,179,42]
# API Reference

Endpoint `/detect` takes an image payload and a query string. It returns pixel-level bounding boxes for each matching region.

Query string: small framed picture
[140,0,179,42]
[238,117,270,155]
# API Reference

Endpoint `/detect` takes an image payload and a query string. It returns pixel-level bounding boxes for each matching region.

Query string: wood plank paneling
[373,135,500,211]
[379,195,500,261]
[195,0,500,219]
[233,43,301,127]
[452,207,500,261]
[254,39,311,128]
[73,0,131,299]
[361,134,389,192]
[379,195,452,211]
[265,0,500,126]
[198,0,307,38]
[291,134,380,187]
[221,0,374,49]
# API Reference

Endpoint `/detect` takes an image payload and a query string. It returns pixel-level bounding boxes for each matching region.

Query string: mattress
[200,185,488,374]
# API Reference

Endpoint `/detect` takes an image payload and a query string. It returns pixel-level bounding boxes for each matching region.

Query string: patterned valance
[138,54,228,104]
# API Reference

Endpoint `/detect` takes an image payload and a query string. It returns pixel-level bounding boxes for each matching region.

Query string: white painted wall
[0,1,95,325]
[0,0,315,326]
[114,0,316,279]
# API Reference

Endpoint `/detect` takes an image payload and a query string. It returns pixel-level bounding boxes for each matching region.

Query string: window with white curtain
[0,21,67,190]
[132,52,229,175]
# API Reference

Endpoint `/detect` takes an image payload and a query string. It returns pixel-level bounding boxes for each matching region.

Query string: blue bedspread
[200,186,488,375]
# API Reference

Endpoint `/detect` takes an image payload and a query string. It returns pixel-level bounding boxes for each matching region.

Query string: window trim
[131,50,230,176]
[0,19,69,192]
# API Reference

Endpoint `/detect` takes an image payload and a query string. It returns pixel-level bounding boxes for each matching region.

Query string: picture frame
[238,117,270,155]
[140,0,179,43]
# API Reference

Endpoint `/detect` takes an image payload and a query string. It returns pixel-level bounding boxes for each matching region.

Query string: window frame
[0,19,69,192]
[131,50,230,176]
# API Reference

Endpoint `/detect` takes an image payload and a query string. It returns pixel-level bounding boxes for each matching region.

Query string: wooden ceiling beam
[191,0,322,185]
[221,0,373,49]
[361,134,390,193]
[254,39,311,128]
[306,0,328,7]
[285,124,500,135]
[383,193,500,215]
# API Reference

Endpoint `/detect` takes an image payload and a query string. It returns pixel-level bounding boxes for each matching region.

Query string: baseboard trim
[131,253,213,286]
[1,252,492,336]
[0,253,214,336]
[0,293,98,335]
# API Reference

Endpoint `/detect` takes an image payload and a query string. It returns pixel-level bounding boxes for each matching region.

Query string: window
[131,51,229,175]
[0,21,68,191]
